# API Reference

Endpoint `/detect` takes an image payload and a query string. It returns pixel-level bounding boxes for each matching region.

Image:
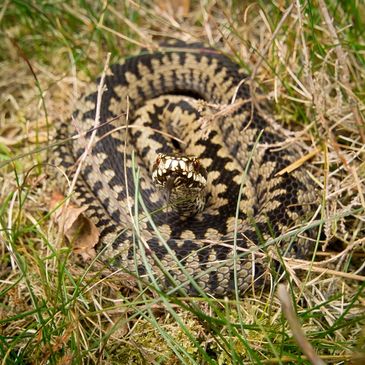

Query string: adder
[56,42,317,296]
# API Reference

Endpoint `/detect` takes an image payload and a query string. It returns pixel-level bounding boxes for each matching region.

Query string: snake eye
[154,154,163,168]
[192,158,200,171]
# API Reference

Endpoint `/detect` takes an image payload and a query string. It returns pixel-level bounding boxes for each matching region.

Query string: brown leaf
[51,192,99,261]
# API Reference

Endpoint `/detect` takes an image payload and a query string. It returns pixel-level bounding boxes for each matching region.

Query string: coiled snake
[57,42,317,296]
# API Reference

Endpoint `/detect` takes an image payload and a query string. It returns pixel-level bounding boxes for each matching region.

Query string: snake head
[152,153,208,216]
[152,154,207,189]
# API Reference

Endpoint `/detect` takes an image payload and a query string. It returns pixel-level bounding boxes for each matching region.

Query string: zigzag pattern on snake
[56,42,317,297]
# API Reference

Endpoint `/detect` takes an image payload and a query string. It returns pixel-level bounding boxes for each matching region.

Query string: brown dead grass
[1,1,364,364]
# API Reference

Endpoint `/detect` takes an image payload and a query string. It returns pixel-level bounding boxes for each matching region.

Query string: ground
[0,1,364,364]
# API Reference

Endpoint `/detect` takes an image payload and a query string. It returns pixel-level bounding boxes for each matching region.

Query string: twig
[286,260,365,282]
[277,285,326,365]
[66,52,111,200]
[56,53,111,244]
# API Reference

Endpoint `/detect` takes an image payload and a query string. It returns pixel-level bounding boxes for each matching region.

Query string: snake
[56,42,317,297]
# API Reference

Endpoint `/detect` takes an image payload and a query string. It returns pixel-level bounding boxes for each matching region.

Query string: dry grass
[1,1,364,364]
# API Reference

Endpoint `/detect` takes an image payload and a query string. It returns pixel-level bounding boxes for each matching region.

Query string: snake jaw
[152,153,207,216]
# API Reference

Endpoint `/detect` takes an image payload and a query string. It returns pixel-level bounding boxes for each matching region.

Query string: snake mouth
[152,153,208,216]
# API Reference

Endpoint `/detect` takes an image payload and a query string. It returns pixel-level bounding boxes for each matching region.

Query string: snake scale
[57,42,317,296]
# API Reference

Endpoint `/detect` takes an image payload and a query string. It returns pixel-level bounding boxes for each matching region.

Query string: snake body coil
[58,43,317,296]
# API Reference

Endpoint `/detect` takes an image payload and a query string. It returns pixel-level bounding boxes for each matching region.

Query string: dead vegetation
[0,1,364,364]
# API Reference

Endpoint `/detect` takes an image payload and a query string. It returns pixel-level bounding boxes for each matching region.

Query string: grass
[1,1,365,364]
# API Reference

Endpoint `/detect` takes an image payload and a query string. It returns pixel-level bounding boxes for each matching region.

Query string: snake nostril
[171,137,181,150]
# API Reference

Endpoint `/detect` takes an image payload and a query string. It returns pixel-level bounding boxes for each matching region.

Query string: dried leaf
[51,192,99,261]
